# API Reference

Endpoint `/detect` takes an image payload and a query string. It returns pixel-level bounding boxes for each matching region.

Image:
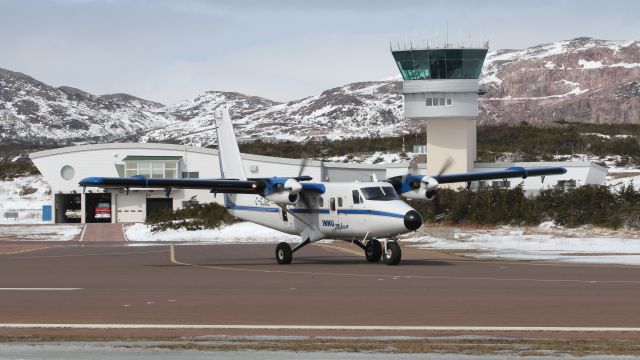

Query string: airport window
[338,197,343,207]
[352,190,360,204]
[60,165,75,180]
[181,171,199,179]
[181,200,199,208]
[124,160,179,178]
[558,179,577,189]
[330,198,336,211]
[492,180,511,189]
[425,97,452,107]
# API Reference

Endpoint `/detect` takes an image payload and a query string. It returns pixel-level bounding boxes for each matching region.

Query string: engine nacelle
[401,176,438,201]
[264,179,302,205]
[265,191,299,205]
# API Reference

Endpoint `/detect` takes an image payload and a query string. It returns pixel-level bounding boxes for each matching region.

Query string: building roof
[29,143,406,170]
[122,155,183,161]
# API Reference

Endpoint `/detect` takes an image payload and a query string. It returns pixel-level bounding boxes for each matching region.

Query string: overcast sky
[1,0,638,104]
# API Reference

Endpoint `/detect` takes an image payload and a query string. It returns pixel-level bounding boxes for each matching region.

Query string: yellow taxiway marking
[167,245,640,285]
[7,249,167,259]
[316,243,363,256]
[0,246,58,256]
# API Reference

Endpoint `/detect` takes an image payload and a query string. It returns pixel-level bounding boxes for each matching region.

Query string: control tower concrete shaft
[391,47,488,175]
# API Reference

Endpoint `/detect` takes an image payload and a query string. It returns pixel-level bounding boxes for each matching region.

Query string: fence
[1,207,49,224]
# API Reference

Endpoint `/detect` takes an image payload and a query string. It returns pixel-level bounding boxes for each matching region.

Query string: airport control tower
[391,46,488,175]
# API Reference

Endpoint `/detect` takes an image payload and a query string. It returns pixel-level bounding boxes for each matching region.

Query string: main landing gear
[275,238,402,265]
[275,238,310,264]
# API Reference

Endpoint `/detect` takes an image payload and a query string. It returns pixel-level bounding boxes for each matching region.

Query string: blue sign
[42,205,52,222]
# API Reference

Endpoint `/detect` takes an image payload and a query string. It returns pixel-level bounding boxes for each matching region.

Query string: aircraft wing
[79,176,264,194]
[435,166,567,184]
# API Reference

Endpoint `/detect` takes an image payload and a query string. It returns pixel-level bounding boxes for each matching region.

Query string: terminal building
[30,143,605,224]
[29,44,607,224]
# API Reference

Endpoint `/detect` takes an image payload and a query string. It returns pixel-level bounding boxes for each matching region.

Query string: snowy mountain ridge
[1,37,639,147]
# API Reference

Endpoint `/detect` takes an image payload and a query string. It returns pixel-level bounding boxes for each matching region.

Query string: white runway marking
[0,288,82,291]
[0,323,639,332]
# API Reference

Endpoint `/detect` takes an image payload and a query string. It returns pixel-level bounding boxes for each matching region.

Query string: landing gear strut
[275,238,311,264]
[383,240,401,265]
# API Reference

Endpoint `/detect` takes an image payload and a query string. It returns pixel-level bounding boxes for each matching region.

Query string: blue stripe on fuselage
[337,209,405,218]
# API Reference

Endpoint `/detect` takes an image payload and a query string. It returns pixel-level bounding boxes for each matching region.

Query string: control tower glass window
[392,48,487,80]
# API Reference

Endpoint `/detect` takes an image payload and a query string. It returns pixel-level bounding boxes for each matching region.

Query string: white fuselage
[225,182,417,242]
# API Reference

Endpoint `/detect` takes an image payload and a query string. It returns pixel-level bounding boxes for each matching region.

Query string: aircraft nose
[404,210,422,231]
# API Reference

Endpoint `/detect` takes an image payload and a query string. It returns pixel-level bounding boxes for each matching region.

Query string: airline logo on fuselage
[321,219,349,230]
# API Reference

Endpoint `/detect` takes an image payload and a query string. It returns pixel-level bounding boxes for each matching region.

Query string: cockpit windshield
[360,186,399,201]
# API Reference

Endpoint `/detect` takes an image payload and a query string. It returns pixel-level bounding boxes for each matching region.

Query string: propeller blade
[437,156,454,178]
[430,157,453,222]
[297,156,309,179]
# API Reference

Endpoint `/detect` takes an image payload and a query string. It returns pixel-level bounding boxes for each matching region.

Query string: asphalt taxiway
[0,239,639,339]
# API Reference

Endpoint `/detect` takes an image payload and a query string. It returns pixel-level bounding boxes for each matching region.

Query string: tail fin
[214,107,246,180]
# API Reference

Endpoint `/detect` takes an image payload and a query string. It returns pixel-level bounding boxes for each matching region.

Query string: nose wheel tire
[276,242,293,264]
[383,241,401,265]
[364,239,382,262]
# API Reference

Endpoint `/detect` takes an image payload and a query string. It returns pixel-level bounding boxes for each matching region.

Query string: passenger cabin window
[352,190,361,204]
[319,197,324,207]
[360,186,399,201]
[338,197,343,207]
[330,198,336,211]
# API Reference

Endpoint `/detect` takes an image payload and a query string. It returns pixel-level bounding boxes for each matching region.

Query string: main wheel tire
[275,242,293,264]
[383,241,402,265]
[364,239,382,262]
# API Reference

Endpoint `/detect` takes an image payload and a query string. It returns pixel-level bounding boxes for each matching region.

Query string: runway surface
[0,239,639,338]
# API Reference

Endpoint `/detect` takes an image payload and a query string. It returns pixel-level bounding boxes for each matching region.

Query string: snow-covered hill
[0,68,173,145]
[143,81,405,146]
[1,37,639,147]
[479,37,640,124]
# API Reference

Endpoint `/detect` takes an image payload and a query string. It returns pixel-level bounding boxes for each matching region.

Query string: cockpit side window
[352,190,360,204]
[360,186,399,201]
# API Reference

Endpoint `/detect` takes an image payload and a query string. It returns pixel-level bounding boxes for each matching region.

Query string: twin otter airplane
[80,108,566,265]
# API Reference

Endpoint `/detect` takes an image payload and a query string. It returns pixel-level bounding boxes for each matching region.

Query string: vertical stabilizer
[214,108,246,180]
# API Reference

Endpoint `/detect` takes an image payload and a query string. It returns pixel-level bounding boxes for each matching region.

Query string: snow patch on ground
[325,151,411,164]
[0,176,52,224]
[405,226,640,265]
[0,224,83,241]
[125,222,299,243]
[578,59,603,69]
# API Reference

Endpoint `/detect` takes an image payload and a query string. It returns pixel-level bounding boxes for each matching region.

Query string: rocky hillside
[1,37,639,147]
[0,68,172,145]
[479,37,640,125]
[143,81,404,145]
